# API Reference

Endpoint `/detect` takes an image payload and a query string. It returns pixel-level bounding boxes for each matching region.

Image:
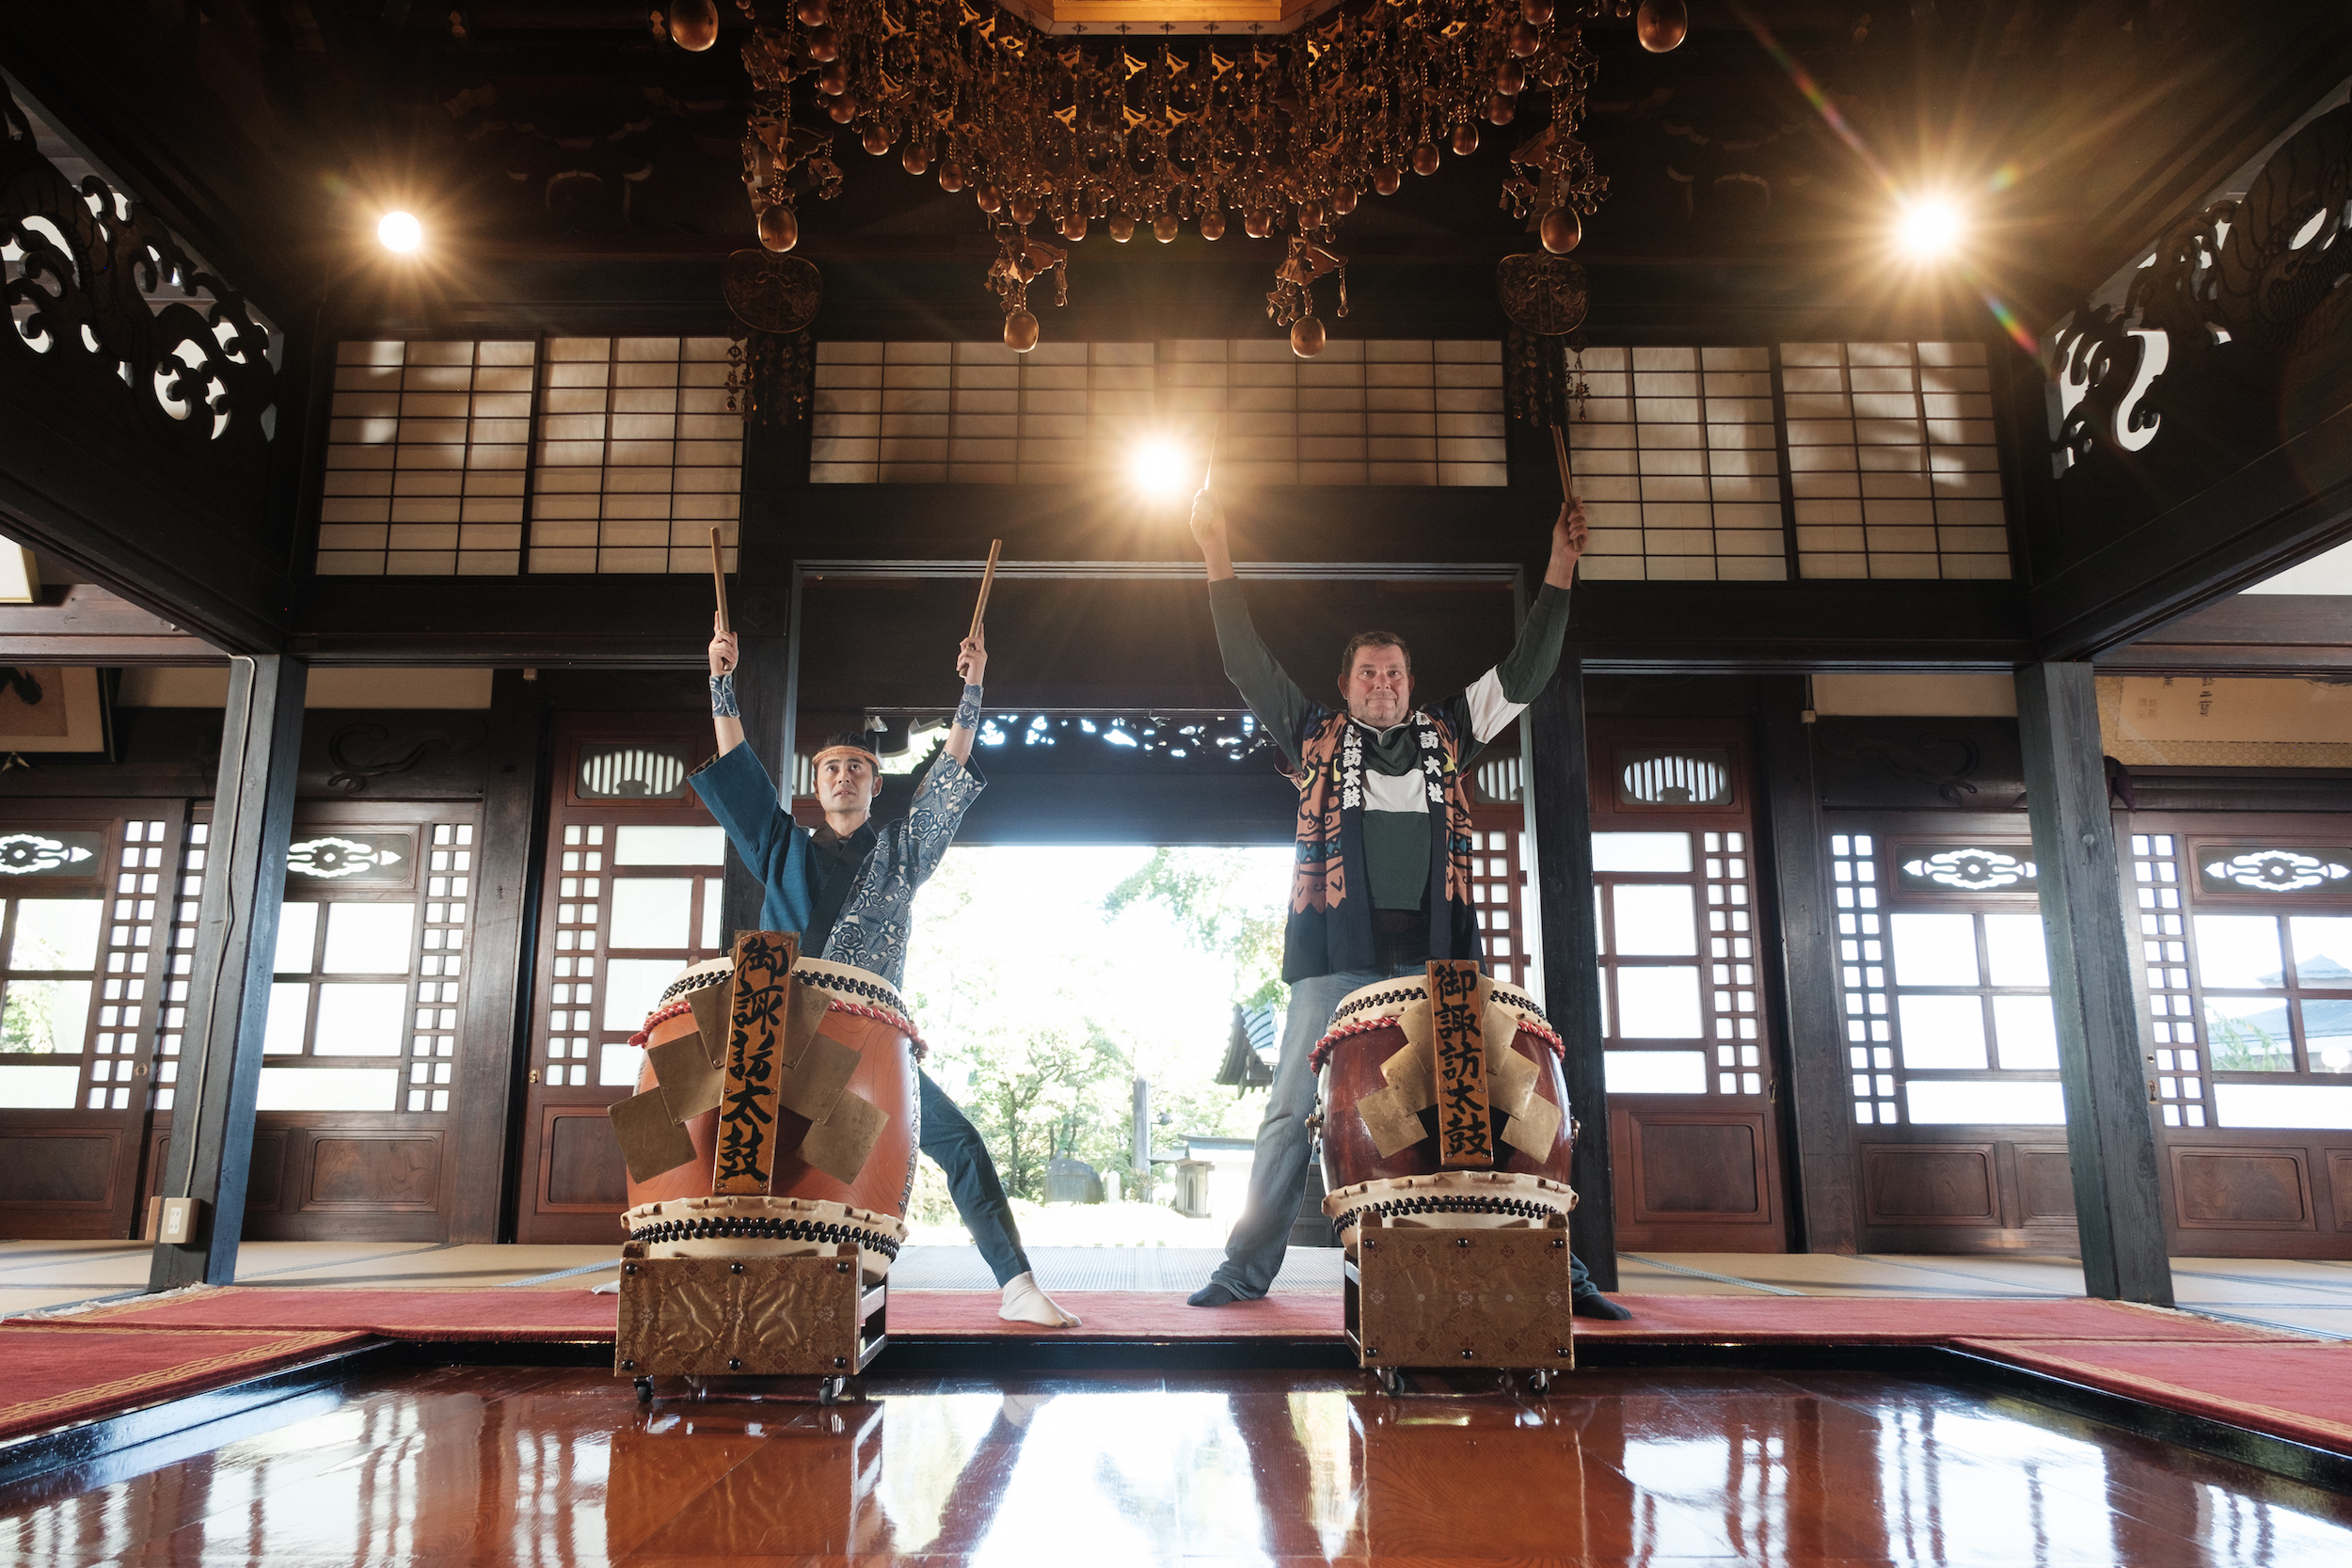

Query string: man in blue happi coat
[693,618,1079,1328]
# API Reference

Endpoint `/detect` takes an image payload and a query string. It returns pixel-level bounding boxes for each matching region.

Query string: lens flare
[377,212,423,254]
[1129,438,1192,497]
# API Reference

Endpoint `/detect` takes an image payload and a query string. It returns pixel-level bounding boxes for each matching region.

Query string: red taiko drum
[1314,972,1577,1249]
[621,956,922,1282]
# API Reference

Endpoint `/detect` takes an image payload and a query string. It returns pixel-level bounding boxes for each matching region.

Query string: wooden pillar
[2014,661,2173,1306]
[721,346,806,942]
[149,654,305,1291]
[1524,654,1614,1289]
[1756,689,1859,1253]
[447,669,546,1243]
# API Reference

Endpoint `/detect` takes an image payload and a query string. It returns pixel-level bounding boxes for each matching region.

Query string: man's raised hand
[1546,496,1589,589]
[709,614,739,677]
[1190,488,1235,581]
[956,624,988,687]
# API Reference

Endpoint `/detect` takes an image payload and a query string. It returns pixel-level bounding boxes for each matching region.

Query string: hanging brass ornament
[1539,205,1581,254]
[1637,0,1690,53]
[706,1,1615,352]
[722,250,826,334]
[1496,252,1589,336]
[669,0,721,52]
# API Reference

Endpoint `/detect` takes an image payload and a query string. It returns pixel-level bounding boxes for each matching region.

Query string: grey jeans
[1207,963,1422,1298]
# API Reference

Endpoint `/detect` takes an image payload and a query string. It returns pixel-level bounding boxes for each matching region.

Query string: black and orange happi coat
[1283,704,1483,983]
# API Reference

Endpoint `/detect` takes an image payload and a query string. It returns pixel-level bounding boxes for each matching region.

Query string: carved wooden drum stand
[606,937,921,1403]
[1313,961,1581,1392]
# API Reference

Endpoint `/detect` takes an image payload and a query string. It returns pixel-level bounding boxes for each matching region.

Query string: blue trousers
[1206,965,1606,1301]
[918,1069,1030,1287]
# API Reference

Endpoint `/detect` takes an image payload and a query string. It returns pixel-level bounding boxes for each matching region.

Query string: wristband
[710,671,739,719]
[955,683,982,732]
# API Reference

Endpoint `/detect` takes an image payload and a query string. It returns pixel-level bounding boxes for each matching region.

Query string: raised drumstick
[709,527,731,636]
[968,538,1002,641]
[1549,424,1573,495]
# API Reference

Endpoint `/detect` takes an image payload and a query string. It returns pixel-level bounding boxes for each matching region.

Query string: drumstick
[1201,429,1218,493]
[1549,424,1573,495]
[708,527,731,636]
[967,539,1001,641]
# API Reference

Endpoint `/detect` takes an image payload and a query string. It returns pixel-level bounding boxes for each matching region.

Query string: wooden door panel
[2017,1144,2077,1226]
[1588,718,1789,1254]
[512,712,724,1243]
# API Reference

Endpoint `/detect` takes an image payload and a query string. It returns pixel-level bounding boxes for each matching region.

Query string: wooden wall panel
[2329,1152,2352,1233]
[0,1130,117,1206]
[2168,1147,2313,1232]
[1613,1110,1779,1249]
[2017,1145,2077,1226]
[304,1133,442,1212]
[1861,1145,1996,1227]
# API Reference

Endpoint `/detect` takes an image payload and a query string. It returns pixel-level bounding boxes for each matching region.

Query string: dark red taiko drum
[621,956,922,1282]
[1313,972,1577,1249]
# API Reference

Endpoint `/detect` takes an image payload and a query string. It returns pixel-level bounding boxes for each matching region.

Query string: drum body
[1316,973,1577,1249]
[622,956,921,1282]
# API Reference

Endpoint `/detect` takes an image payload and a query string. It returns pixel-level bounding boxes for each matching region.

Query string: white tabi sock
[998,1271,1081,1327]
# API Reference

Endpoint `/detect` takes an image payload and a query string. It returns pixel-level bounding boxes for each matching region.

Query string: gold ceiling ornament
[713,0,1668,354]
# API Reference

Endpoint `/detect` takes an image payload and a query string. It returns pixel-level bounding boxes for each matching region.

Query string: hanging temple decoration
[666,0,1683,355]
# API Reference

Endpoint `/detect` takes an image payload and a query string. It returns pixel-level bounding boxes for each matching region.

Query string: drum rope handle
[628,993,930,1060]
[1308,1013,1564,1073]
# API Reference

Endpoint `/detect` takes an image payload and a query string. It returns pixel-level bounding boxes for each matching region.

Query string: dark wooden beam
[448,670,547,1244]
[2014,662,2171,1307]
[1526,653,1613,1290]
[291,566,2032,675]
[0,585,213,662]
[0,368,292,657]
[2029,391,2352,662]
[2095,594,2352,675]
[1756,696,1857,1255]
[148,655,306,1290]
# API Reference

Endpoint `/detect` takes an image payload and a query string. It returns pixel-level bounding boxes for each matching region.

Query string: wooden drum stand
[1320,959,1581,1395]
[607,933,915,1404]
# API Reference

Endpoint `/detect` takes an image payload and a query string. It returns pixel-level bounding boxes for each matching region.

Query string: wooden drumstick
[709,527,731,636]
[967,539,1001,641]
[1201,429,1218,493]
[1549,424,1573,495]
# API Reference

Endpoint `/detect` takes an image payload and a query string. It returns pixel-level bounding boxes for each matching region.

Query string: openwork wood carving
[1,93,278,466]
[2053,103,2350,466]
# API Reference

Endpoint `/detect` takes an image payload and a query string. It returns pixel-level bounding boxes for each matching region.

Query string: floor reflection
[4,1366,2351,1563]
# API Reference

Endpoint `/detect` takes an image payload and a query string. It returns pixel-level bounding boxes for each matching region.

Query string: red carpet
[0,1324,369,1441]
[1567,1292,2297,1345]
[1955,1338,2352,1453]
[23,1286,619,1341]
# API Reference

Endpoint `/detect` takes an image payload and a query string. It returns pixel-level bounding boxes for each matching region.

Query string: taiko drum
[1314,971,1578,1248]
[622,956,921,1282]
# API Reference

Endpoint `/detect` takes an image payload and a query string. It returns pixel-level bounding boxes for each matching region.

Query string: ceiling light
[377,212,423,254]
[1129,439,1194,499]
[1894,198,1961,260]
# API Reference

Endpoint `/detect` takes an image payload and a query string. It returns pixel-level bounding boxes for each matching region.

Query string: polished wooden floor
[5,1365,2350,1564]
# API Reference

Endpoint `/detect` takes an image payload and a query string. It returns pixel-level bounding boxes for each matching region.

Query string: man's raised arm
[1191,488,1311,766]
[1464,498,1588,744]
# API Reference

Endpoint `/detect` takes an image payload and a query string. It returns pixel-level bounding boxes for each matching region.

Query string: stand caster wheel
[818,1376,847,1406]
[634,1377,654,1403]
[1528,1369,1551,1395]
[1376,1367,1405,1397]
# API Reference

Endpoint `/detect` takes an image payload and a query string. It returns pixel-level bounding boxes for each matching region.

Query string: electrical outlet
[158,1196,204,1244]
